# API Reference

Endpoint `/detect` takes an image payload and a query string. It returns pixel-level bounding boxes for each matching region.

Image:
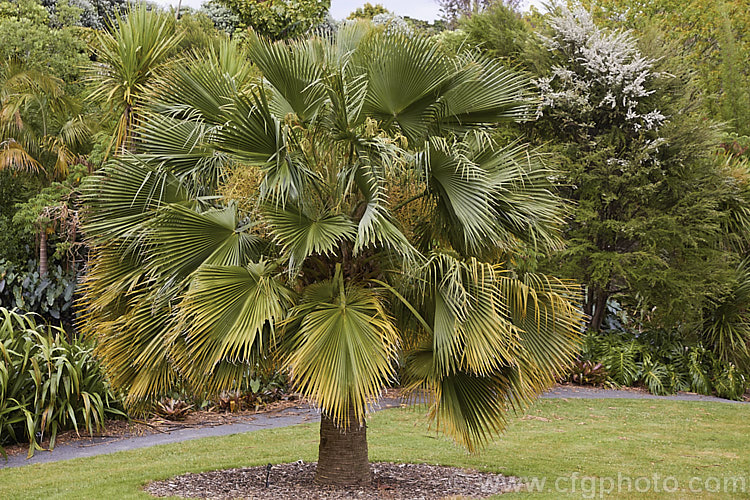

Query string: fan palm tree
[87,4,182,155]
[81,25,584,486]
[0,59,91,275]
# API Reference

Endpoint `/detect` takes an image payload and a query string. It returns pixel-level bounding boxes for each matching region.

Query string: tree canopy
[80,21,585,484]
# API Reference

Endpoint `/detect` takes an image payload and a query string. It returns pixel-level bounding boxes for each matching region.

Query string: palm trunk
[314,405,371,486]
[39,230,48,277]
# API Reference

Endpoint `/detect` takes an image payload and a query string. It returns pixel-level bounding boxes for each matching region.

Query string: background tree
[171,9,228,52]
[81,23,584,486]
[579,0,750,139]
[1,59,91,275]
[347,2,389,20]
[0,0,89,88]
[0,169,33,264]
[215,0,329,40]
[200,0,239,34]
[87,4,182,154]
[436,1,543,73]
[437,0,520,27]
[40,0,127,29]
[531,6,746,332]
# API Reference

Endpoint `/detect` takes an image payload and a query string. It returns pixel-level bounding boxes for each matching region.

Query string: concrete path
[0,406,321,470]
[542,385,748,404]
[1,388,744,469]
[0,399,401,470]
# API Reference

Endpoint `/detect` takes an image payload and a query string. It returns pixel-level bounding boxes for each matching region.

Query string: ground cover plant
[0,399,748,499]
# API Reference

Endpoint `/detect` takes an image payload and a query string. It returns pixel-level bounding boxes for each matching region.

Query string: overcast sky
[164,0,549,20]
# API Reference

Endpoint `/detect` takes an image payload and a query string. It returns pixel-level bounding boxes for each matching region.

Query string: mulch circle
[145,461,523,499]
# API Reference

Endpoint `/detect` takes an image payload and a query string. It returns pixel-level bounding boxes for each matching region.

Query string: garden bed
[145,461,522,499]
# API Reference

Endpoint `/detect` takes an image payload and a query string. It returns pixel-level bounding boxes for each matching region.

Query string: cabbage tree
[87,4,182,154]
[82,26,583,486]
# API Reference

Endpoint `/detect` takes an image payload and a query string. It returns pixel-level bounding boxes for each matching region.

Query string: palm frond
[148,203,264,281]
[171,262,294,394]
[353,160,418,260]
[82,155,188,241]
[421,137,500,255]
[0,139,42,172]
[136,114,229,192]
[265,203,356,273]
[283,280,398,426]
[398,253,583,450]
[245,32,327,123]
[437,54,534,130]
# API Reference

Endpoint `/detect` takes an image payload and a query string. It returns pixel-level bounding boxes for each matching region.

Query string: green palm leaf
[264,203,356,272]
[357,32,452,143]
[148,204,263,280]
[245,32,327,123]
[283,280,398,425]
[172,262,294,394]
[82,155,188,241]
[422,137,500,255]
[436,54,533,129]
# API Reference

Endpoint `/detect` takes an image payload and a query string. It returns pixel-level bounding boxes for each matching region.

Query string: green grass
[1,399,748,499]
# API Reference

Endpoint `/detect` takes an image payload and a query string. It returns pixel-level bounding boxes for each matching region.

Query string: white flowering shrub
[535,6,666,134]
[372,13,412,36]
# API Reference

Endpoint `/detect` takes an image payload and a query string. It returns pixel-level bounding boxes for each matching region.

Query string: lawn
[0,398,748,499]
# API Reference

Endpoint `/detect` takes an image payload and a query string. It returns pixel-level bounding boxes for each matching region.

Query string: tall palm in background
[82,24,584,486]
[0,59,91,275]
[87,4,182,155]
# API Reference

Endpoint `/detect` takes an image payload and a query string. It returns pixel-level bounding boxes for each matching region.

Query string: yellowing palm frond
[171,262,295,394]
[283,280,399,426]
[0,139,42,173]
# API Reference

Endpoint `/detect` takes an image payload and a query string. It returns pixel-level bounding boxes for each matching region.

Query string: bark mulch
[145,461,522,499]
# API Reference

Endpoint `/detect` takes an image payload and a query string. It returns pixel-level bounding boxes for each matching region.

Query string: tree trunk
[314,406,371,486]
[588,287,608,332]
[39,230,48,277]
[583,285,594,317]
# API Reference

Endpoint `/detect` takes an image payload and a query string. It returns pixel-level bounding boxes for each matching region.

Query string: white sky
[165,0,549,20]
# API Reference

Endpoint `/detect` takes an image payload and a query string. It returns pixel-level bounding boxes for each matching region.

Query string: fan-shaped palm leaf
[265,203,356,271]
[171,262,294,394]
[283,279,398,425]
[148,204,264,281]
[245,32,328,123]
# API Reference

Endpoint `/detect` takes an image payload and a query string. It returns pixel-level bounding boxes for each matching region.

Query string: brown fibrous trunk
[314,406,371,487]
[39,230,48,277]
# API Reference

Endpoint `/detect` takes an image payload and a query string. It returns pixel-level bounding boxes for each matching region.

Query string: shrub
[572,329,750,400]
[565,359,609,386]
[0,308,124,458]
[0,259,80,328]
[213,369,290,413]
